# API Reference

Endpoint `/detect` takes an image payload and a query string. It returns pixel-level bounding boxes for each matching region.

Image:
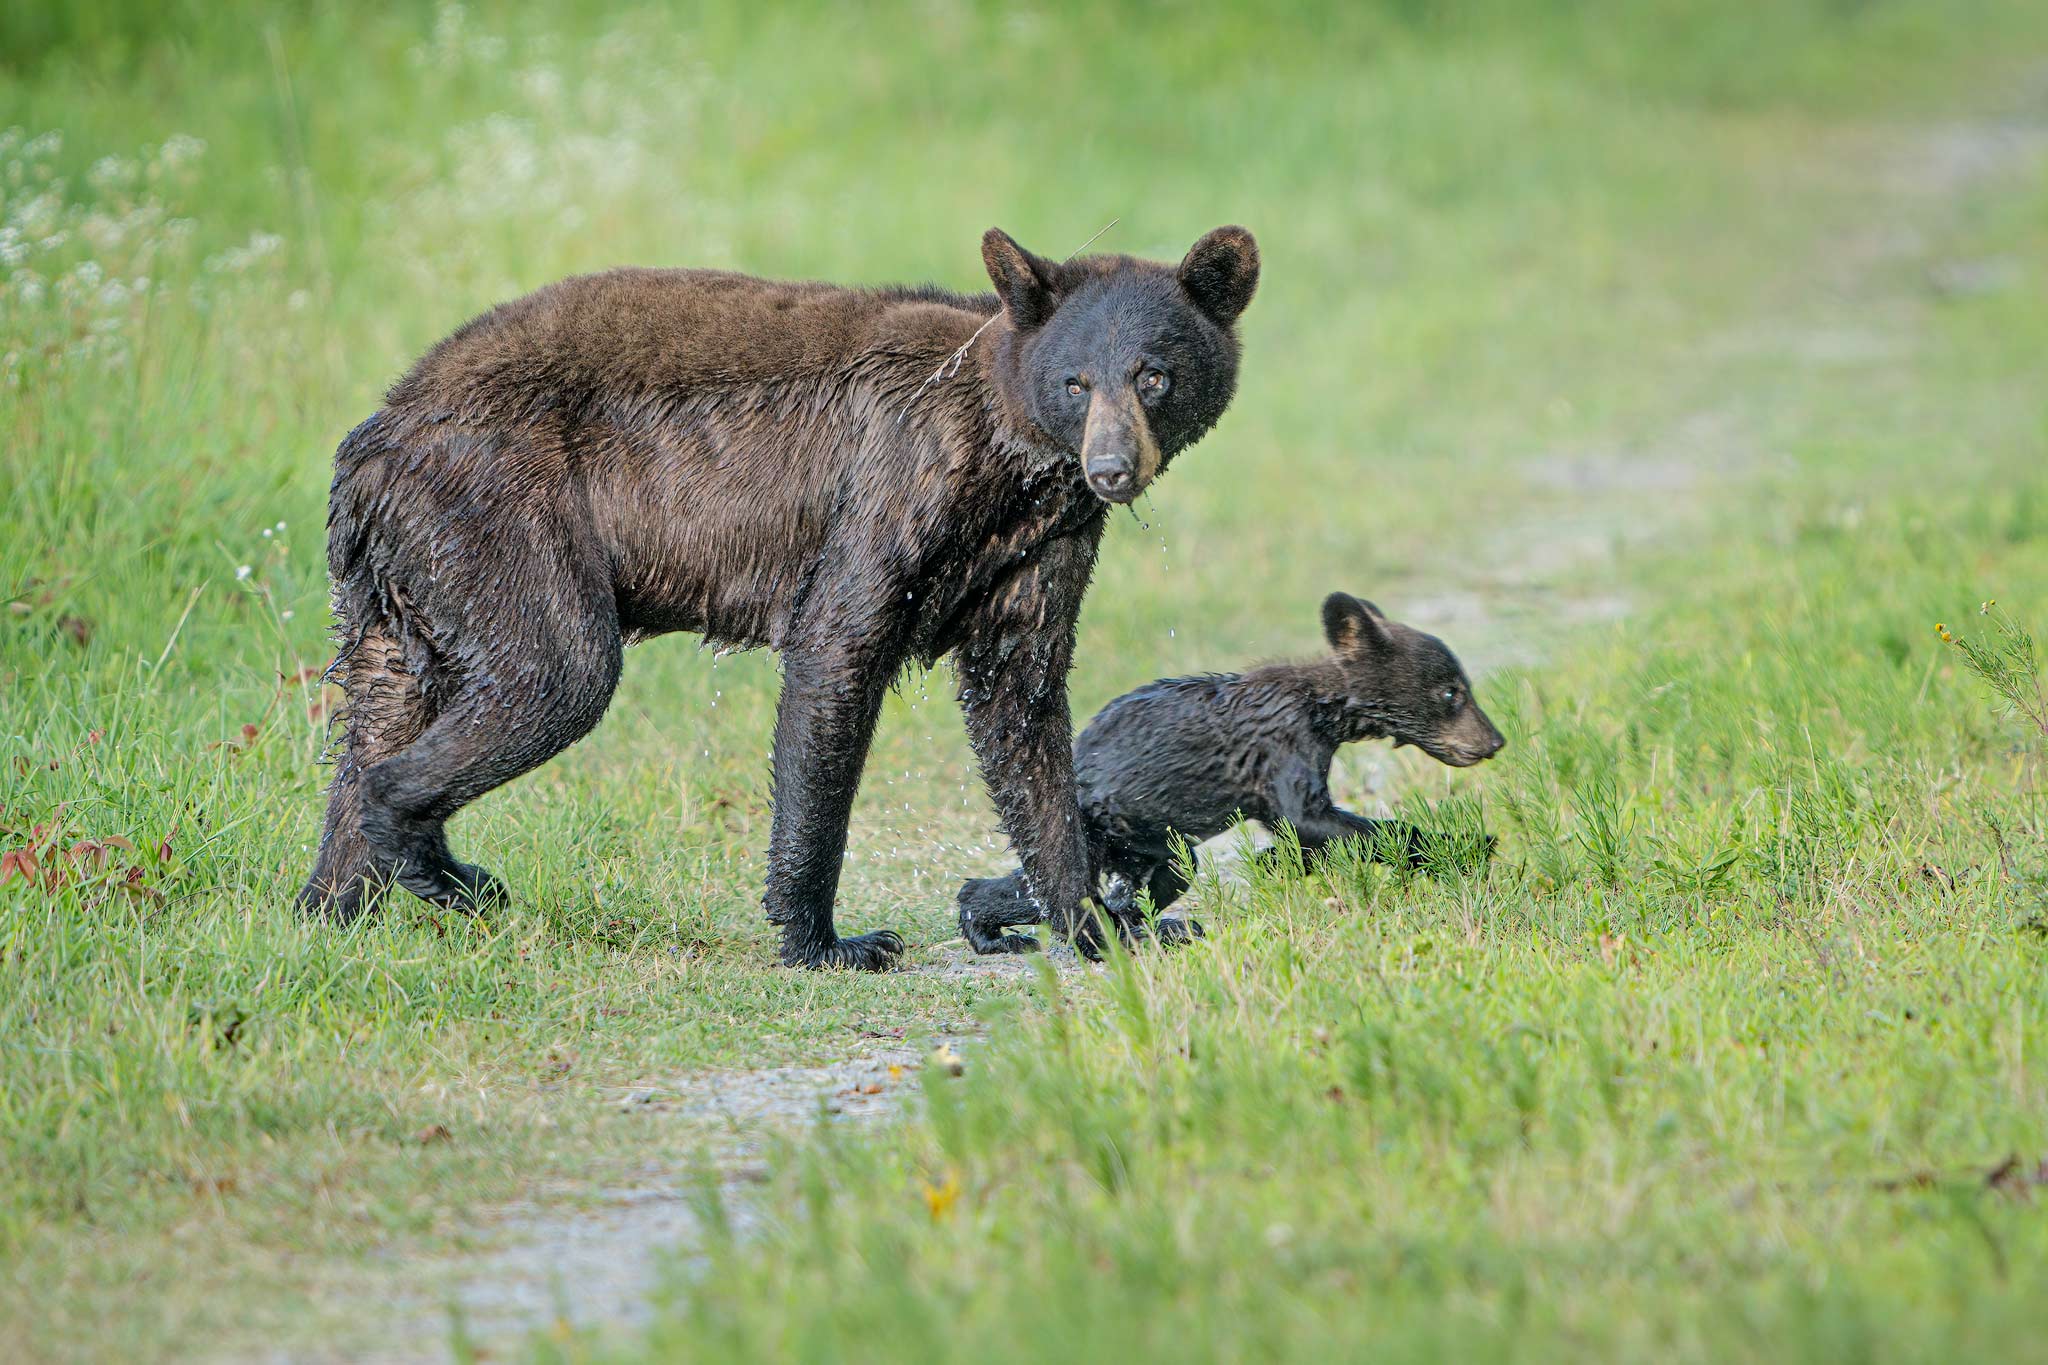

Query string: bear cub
[957,592,1505,953]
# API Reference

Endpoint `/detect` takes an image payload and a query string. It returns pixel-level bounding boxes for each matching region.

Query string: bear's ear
[1322,592,1388,655]
[1178,225,1260,326]
[982,228,1061,330]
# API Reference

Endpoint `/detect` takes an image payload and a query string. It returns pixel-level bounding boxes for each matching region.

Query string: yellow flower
[921,1170,962,1222]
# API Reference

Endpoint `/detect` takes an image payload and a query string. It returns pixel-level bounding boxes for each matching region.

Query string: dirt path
[326,88,2047,1365]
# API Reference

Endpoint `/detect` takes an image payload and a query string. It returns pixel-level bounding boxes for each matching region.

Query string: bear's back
[385,267,999,417]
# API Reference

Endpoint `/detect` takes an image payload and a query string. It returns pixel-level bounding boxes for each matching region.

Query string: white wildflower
[12,191,62,234]
[519,65,563,105]
[87,155,138,191]
[154,134,206,173]
[82,213,124,251]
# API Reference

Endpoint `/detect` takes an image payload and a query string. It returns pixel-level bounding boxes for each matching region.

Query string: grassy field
[3,1,2047,1359]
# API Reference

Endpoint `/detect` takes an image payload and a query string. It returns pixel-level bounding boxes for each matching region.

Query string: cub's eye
[1441,687,1462,707]
[1065,379,1085,397]
[1139,368,1170,395]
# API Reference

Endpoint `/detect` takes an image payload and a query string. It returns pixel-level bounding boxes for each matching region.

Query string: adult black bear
[298,226,1260,969]
[957,593,1504,954]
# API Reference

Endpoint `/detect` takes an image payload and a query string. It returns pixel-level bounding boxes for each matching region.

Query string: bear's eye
[1441,686,1462,708]
[1139,368,1170,395]
[1065,378,1085,397]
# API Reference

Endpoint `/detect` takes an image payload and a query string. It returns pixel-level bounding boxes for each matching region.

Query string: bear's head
[1320,592,1506,768]
[981,225,1259,504]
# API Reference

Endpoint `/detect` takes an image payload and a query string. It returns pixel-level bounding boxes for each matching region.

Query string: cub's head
[1321,592,1505,768]
[981,225,1259,504]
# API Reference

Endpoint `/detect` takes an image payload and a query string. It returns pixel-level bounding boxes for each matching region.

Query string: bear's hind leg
[298,629,434,922]
[356,588,623,916]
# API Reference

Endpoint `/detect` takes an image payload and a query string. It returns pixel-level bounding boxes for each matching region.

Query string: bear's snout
[1438,706,1507,766]
[1086,456,1136,500]
[1080,385,1162,504]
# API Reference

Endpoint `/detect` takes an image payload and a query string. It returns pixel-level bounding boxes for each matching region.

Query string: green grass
[2,1,2046,1359]
[624,490,2048,1362]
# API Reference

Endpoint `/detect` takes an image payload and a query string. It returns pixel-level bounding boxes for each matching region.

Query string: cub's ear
[1178,225,1260,326]
[1322,592,1388,654]
[982,228,1061,330]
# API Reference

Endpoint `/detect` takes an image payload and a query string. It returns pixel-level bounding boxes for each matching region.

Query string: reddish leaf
[0,848,40,886]
[67,840,110,869]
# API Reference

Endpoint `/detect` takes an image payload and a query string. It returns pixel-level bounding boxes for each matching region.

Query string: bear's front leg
[763,597,909,971]
[955,534,1111,958]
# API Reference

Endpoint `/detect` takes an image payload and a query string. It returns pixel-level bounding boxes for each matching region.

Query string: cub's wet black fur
[957,593,1505,954]
[298,226,1260,969]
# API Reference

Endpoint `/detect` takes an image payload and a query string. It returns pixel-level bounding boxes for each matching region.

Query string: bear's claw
[799,929,907,971]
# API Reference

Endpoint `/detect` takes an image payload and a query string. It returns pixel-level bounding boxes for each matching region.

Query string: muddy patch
[341,1040,965,1362]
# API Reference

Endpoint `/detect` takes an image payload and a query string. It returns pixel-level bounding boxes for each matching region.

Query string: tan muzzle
[1080,386,1162,504]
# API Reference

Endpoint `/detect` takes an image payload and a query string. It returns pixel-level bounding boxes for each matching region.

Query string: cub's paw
[1401,825,1498,876]
[964,925,1042,955]
[1121,914,1204,950]
[958,885,1044,956]
[444,861,510,915]
[801,930,908,972]
[1060,908,1116,963]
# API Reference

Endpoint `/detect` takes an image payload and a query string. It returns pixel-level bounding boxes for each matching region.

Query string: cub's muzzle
[1080,385,1162,505]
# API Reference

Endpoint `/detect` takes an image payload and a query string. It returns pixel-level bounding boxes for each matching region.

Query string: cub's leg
[1271,755,1435,870]
[1145,847,1197,913]
[1102,847,1204,948]
[956,872,1043,955]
